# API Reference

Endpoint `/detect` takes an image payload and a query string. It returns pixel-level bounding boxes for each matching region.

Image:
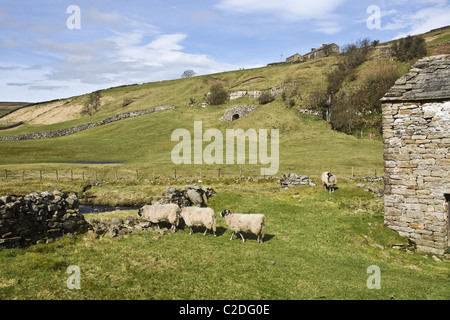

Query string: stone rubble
[154,185,216,208]
[278,173,316,189]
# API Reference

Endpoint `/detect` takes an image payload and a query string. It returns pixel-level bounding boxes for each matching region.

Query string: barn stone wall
[382,101,450,255]
[382,54,450,256]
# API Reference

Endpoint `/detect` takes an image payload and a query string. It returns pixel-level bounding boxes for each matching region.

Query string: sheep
[322,171,337,193]
[138,203,181,232]
[180,207,217,236]
[220,209,265,243]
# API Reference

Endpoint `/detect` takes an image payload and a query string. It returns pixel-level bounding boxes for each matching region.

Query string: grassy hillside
[0,55,383,179]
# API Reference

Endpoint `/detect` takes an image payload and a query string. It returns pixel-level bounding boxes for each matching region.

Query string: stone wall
[0,105,175,141]
[0,190,89,248]
[0,122,24,130]
[382,101,450,255]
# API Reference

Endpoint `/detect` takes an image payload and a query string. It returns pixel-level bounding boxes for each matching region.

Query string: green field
[0,181,448,300]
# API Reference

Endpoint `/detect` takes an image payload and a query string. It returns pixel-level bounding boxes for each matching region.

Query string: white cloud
[216,0,346,21]
[0,8,238,101]
[380,2,450,39]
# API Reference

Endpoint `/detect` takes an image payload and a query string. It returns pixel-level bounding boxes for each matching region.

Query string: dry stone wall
[0,105,175,141]
[0,190,89,248]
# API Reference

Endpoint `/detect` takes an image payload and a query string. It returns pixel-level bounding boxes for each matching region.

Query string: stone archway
[220,105,258,121]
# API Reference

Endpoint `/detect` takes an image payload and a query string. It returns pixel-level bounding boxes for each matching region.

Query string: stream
[79,204,140,214]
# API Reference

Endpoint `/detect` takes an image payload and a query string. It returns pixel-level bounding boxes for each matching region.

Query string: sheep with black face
[321,171,337,193]
[220,209,265,243]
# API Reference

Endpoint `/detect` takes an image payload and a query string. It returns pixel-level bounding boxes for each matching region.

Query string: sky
[0,0,449,102]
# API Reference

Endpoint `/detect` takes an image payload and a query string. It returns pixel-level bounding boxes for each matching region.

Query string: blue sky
[0,0,449,102]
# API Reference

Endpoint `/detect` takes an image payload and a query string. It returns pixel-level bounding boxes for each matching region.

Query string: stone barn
[381,54,450,255]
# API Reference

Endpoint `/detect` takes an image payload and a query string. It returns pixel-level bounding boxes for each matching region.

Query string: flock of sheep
[138,204,266,243]
[136,171,337,244]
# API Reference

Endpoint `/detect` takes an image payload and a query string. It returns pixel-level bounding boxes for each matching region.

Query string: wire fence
[1,165,383,184]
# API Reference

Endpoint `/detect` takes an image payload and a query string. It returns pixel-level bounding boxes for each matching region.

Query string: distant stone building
[286,53,304,64]
[381,54,450,255]
[285,43,340,64]
[303,43,340,61]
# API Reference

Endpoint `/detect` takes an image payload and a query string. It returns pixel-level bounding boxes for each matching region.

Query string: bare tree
[181,70,196,78]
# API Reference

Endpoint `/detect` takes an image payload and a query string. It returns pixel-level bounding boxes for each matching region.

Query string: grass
[0,180,448,300]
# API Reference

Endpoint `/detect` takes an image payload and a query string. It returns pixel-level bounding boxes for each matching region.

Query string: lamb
[138,203,181,232]
[220,209,265,243]
[322,171,337,193]
[180,207,217,236]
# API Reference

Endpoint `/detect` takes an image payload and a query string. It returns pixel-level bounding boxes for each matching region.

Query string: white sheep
[138,203,181,232]
[180,207,217,236]
[322,171,337,193]
[220,209,265,243]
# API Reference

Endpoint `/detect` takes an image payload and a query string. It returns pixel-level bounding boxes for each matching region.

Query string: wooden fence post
[55,170,58,181]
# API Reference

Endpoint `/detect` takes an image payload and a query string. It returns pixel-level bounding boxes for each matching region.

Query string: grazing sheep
[322,171,337,193]
[138,203,181,232]
[180,207,217,236]
[220,209,265,243]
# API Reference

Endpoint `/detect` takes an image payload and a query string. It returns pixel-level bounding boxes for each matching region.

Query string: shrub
[206,84,228,105]
[122,97,132,108]
[391,35,427,62]
[258,91,275,105]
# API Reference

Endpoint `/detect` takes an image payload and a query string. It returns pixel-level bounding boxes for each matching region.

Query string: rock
[371,243,384,250]
[432,255,442,262]
[110,218,124,226]
[186,190,202,206]
[156,185,216,207]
